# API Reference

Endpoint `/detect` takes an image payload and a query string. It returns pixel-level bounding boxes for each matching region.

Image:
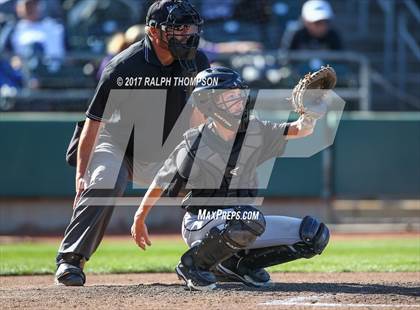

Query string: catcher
[131,66,336,290]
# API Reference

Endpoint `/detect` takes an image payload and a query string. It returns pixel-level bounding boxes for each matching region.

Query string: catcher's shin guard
[182,210,266,271]
[176,226,238,291]
[238,216,330,269]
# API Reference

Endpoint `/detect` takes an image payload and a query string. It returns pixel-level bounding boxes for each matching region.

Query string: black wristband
[283,124,290,136]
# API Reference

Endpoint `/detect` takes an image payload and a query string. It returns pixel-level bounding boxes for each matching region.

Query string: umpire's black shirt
[86,35,210,162]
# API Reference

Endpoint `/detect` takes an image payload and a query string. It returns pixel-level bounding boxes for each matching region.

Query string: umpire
[55,0,209,286]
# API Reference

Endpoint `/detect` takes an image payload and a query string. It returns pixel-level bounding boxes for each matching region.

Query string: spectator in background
[0,0,16,16]
[0,0,63,19]
[124,24,146,46]
[96,22,261,79]
[0,55,22,88]
[96,24,146,80]
[199,37,262,62]
[38,0,64,20]
[10,0,65,62]
[96,32,129,80]
[200,0,235,23]
[0,55,22,108]
[65,0,140,53]
[197,0,262,60]
[281,0,342,51]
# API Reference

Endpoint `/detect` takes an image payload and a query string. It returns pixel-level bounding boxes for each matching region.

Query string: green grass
[0,238,419,275]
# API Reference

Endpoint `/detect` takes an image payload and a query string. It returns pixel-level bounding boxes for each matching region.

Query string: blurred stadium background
[0,0,419,236]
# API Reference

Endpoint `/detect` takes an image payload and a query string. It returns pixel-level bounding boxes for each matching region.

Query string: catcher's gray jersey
[153,117,289,213]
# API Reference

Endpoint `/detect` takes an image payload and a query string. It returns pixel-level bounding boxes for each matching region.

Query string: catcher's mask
[146,0,203,73]
[192,67,251,132]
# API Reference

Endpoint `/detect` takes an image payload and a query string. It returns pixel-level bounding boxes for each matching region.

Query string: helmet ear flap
[192,89,212,116]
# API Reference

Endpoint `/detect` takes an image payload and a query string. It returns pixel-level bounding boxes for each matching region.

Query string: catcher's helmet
[192,67,250,131]
[146,0,203,72]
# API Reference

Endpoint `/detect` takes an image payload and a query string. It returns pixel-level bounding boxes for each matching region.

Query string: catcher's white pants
[181,210,303,249]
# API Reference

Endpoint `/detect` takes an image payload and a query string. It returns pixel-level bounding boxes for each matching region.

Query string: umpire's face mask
[162,24,201,60]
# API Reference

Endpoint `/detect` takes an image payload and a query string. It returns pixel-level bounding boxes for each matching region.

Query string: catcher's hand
[291,65,337,120]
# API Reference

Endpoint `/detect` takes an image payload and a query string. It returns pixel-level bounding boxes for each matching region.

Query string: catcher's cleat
[55,263,86,286]
[175,262,217,291]
[216,255,271,287]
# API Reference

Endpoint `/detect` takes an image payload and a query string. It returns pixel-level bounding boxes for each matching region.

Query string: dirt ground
[1,272,419,310]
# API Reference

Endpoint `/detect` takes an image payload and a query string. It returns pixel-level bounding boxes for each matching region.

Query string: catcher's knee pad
[238,216,329,269]
[223,206,266,249]
[296,215,330,258]
[181,207,265,271]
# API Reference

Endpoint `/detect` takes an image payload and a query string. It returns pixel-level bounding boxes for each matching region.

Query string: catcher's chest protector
[182,121,264,199]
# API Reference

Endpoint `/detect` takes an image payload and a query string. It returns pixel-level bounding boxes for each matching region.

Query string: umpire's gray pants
[58,138,161,260]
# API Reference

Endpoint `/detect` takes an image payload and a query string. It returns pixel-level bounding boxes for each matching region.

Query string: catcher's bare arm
[131,182,163,250]
[284,115,316,139]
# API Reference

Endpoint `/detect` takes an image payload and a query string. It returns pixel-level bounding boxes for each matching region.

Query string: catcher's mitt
[291,65,337,119]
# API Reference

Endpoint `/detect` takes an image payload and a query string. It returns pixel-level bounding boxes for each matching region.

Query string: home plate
[259,296,420,308]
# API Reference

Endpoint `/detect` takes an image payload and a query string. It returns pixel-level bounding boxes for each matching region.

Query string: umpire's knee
[86,162,128,195]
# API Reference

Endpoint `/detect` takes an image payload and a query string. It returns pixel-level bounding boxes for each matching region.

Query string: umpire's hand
[72,177,86,209]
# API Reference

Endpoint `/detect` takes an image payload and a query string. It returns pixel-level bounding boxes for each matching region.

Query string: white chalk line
[260,296,420,308]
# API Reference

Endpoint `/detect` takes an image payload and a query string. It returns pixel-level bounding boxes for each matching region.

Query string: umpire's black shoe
[175,262,217,291]
[216,256,271,287]
[55,253,86,286]
[55,263,86,286]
